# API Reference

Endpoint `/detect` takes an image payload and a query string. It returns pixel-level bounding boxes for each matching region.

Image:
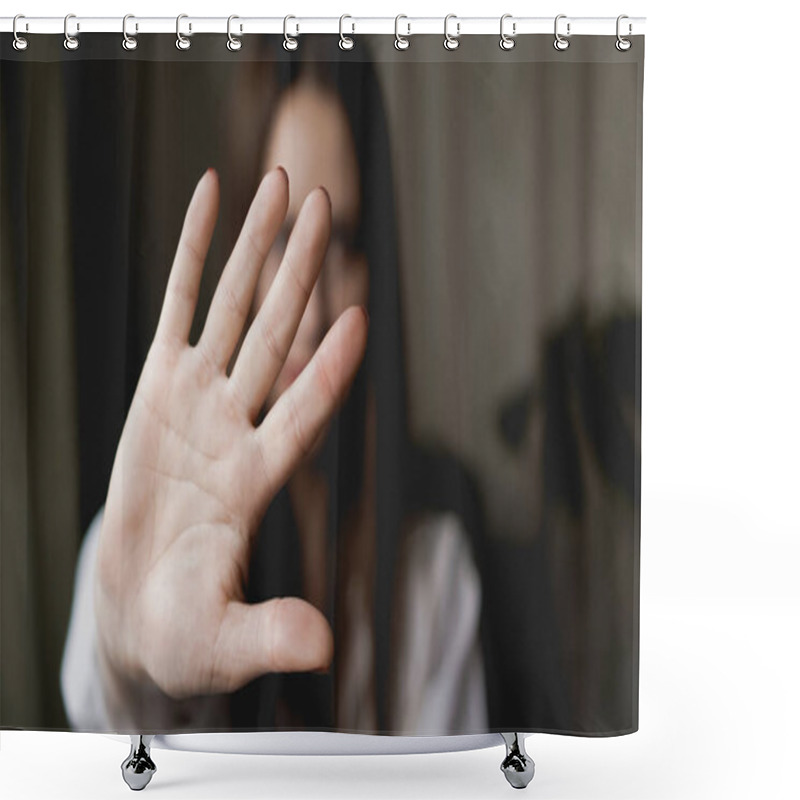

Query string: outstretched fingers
[229,186,332,421]
[198,167,290,372]
[155,168,220,345]
[254,304,369,500]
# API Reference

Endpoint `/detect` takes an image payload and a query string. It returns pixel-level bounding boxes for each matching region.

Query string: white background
[2,1,799,798]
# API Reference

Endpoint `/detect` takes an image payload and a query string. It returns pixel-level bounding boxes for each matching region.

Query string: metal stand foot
[500,733,535,789]
[121,735,157,791]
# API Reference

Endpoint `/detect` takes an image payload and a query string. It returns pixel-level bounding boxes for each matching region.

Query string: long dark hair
[220,35,487,732]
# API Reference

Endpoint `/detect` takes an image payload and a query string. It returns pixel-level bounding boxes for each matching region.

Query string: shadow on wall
[481,305,641,733]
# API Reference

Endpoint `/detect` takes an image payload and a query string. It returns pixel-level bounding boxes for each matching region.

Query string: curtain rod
[1,16,646,37]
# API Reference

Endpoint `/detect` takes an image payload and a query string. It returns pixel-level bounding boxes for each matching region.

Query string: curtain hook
[500,14,516,50]
[64,13,79,51]
[394,14,410,51]
[227,15,242,51]
[283,15,298,51]
[12,14,28,51]
[553,14,570,51]
[616,14,632,51]
[122,14,138,51]
[339,14,355,50]
[444,13,460,51]
[176,14,191,50]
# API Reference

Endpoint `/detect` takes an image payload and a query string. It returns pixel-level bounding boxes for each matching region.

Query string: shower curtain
[1,29,643,738]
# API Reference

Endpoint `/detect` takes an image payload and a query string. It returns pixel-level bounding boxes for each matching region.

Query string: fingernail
[206,167,216,179]
[317,185,331,205]
[361,305,370,326]
[275,165,287,179]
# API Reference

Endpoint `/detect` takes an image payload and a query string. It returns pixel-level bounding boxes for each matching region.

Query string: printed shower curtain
[1,30,643,737]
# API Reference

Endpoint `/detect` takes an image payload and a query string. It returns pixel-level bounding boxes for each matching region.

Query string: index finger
[155,167,220,346]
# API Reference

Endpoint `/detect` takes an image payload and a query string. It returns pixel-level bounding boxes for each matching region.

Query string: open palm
[94,167,368,704]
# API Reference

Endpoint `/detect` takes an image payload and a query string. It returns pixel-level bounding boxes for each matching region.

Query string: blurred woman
[61,37,489,735]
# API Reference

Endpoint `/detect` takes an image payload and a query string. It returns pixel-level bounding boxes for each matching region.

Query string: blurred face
[256,79,369,407]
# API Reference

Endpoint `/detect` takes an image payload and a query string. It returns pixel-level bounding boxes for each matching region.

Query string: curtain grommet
[122,14,138,51]
[615,14,632,51]
[64,13,80,51]
[12,14,28,51]
[394,15,410,51]
[339,14,355,50]
[443,13,460,51]
[553,14,570,51]
[175,13,191,50]
[227,15,242,51]
[283,15,299,51]
[499,14,516,51]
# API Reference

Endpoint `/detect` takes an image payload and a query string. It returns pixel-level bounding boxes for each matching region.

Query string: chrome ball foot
[121,735,157,791]
[500,733,535,789]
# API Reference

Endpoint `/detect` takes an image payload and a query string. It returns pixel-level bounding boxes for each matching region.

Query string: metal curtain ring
[227,15,242,51]
[176,14,191,50]
[500,14,516,50]
[444,13,460,51]
[283,15,298,51]
[339,14,355,50]
[64,13,79,51]
[394,15,410,51]
[12,14,28,51]
[616,14,632,51]
[122,14,138,51]
[553,14,570,51]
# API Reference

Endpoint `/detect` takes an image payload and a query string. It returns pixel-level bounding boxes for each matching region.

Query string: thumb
[211,596,334,693]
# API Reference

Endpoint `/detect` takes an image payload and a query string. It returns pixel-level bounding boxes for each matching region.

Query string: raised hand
[93,167,368,715]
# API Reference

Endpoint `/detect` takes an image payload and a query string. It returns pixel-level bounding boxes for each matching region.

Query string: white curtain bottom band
[103,731,512,756]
